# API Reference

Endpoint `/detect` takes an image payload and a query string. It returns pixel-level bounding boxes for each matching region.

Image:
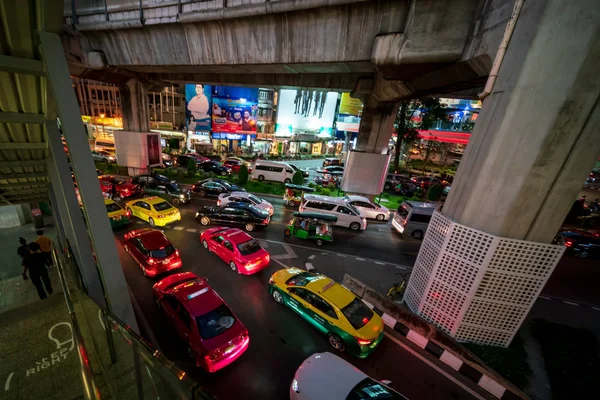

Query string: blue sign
[211,133,257,140]
[186,84,212,131]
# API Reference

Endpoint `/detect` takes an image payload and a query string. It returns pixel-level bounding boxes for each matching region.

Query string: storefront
[211,132,257,156]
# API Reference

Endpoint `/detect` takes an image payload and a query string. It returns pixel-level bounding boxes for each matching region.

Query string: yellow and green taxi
[268,268,384,358]
[124,196,181,227]
[105,198,131,229]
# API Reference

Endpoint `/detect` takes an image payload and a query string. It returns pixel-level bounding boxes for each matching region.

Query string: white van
[252,160,295,183]
[300,194,367,231]
[392,201,440,240]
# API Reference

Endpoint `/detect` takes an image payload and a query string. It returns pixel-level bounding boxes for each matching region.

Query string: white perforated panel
[404,211,565,347]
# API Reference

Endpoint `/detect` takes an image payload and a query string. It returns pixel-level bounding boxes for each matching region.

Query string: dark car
[554,231,600,259]
[132,173,175,188]
[175,155,199,168]
[195,202,270,232]
[199,160,231,176]
[323,158,343,167]
[192,178,245,197]
[314,171,343,187]
[289,163,309,178]
[317,166,345,174]
[142,182,191,206]
[412,176,449,190]
[385,173,412,191]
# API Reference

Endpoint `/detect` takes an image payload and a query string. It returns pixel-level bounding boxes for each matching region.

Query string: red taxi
[153,272,250,372]
[200,227,270,275]
[123,229,182,277]
[222,159,253,173]
[99,175,137,198]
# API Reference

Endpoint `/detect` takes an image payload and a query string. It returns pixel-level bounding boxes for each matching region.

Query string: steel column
[39,31,139,332]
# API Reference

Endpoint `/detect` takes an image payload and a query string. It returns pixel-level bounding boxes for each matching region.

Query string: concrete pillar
[121,79,150,133]
[404,0,600,347]
[341,96,396,196]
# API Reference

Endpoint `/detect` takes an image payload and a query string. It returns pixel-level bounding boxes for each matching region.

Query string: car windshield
[341,298,373,330]
[347,203,361,215]
[397,205,409,218]
[196,304,236,340]
[154,202,173,212]
[165,183,180,192]
[105,203,122,213]
[149,244,176,259]
[290,164,299,171]
[247,194,262,204]
[114,179,125,185]
[249,205,269,216]
[155,174,169,181]
[237,239,261,255]
[286,271,321,287]
[346,378,407,400]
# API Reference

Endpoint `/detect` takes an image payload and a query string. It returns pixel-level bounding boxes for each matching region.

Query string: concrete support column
[121,78,150,133]
[405,0,600,347]
[355,97,398,155]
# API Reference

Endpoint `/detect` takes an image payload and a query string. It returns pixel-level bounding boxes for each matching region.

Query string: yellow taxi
[268,268,384,358]
[124,196,181,227]
[105,198,131,229]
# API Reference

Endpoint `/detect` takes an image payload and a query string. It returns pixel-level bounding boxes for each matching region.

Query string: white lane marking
[258,239,269,249]
[136,221,144,225]
[321,252,328,255]
[4,372,14,391]
[563,300,579,306]
[592,307,600,312]
[272,244,297,260]
[305,262,314,271]
[272,258,289,269]
[362,300,374,309]
[186,228,198,233]
[396,266,406,269]
[375,261,385,265]
[173,226,184,231]
[356,258,365,261]
[337,254,347,257]
[538,295,551,300]
[308,255,315,260]
[383,332,487,400]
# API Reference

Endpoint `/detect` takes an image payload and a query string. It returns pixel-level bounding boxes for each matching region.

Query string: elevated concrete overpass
[62,0,511,100]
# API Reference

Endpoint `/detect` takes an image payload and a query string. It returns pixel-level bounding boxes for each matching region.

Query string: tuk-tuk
[284,212,337,246]
[283,183,315,207]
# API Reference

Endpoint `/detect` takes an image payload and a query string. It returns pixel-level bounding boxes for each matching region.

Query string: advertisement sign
[147,134,161,166]
[339,93,363,117]
[186,84,212,131]
[276,89,338,135]
[211,133,257,140]
[212,97,258,134]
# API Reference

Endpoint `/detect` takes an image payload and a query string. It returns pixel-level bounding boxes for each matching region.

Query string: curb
[361,302,524,400]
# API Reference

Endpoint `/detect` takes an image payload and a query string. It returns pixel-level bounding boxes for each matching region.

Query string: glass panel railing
[54,247,217,400]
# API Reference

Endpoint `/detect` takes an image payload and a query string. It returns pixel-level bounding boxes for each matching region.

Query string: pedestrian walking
[22,242,53,300]
[17,237,30,259]
[35,229,53,268]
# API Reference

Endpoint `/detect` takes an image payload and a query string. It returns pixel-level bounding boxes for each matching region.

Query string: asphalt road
[113,195,477,400]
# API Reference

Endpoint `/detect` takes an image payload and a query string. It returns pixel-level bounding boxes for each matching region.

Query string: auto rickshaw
[283,183,315,207]
[284,212,337,246]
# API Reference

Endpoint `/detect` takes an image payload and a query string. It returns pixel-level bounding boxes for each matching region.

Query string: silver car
[343,195,390,221]
[91,150,116,163]
[217,191,274,216]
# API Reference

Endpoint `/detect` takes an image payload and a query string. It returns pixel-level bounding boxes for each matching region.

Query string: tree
[427,183,444,201]
[186,158,197,177]
[292,170,304,185]
[238,164,249,185]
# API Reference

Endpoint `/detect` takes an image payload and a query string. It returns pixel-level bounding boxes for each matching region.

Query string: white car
[290,352,408,400]
[91,150,116,163]
[343,195,390,221]
[217,191,274,216]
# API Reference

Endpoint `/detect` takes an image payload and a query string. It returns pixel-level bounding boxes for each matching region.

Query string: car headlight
[195,212,199,218]
[179,194,185,198]
[291,379,299,393]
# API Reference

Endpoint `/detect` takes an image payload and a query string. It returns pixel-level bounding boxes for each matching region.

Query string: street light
[99,113,106,136]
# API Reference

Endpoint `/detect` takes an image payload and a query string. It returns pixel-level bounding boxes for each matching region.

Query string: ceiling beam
[0,142,48,150]
[2,188,48,195]
[0,160,46,168]
[0,172,48,180]
[10,198,48,205]
[0,55,45,76]
[0,112,45,124]
[0,194,10,205]
[0,182,48,190]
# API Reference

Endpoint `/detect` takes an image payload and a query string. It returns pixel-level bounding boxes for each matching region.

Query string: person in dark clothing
[22,242,53,300]
[17,237,30,259]
[110,183,118,200]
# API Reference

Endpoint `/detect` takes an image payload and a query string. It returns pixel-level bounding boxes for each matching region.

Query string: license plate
[223,344,236,354]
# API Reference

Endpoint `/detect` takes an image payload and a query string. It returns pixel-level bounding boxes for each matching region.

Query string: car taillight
[175,249,180,257]
[565,240,573,247]
[192,185,197,190]
[126,210,131,217]
[148,258,155,265]
[263,218,269,224]
[403,219,408,226]
[355,337,372,346]
[205,350,220,362]
[217,200,221,206]
[268,275,275,284]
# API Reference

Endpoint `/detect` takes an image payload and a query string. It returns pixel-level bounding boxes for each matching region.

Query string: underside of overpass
[61,0,512,99]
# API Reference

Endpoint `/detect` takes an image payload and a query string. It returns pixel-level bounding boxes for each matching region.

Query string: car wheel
[411,230,424,240]
[349,222,361,231]
[284,178,292,183]
[102,158,108,163]
[316,239,324,246]
[127,208,133,216]
[272,289,284,304]
[172,198,180,206]
[220,170,227,176]
[384,183,391,190]
[200,217,210,226]
[198,190,206,197]
[245,223,255,232]
[284,228,291,236]
[148,217,155,227]
[230,261,239,274]
[258,175,265,181]
[376,214,385,221]
[578,251,589,259]
[328,334,345,352]
[286,200,295,207]
[202,239,209,250]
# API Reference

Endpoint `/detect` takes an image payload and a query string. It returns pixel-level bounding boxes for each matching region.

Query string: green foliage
[292,170,304,185]
[186,158,197,177]
[106,163,115,173]
[321,188,331,196]
[427,183,444,201]
[464,333,532,390]
[168,138,180,150]
[326,182,337,190]
[238,164,249,185]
